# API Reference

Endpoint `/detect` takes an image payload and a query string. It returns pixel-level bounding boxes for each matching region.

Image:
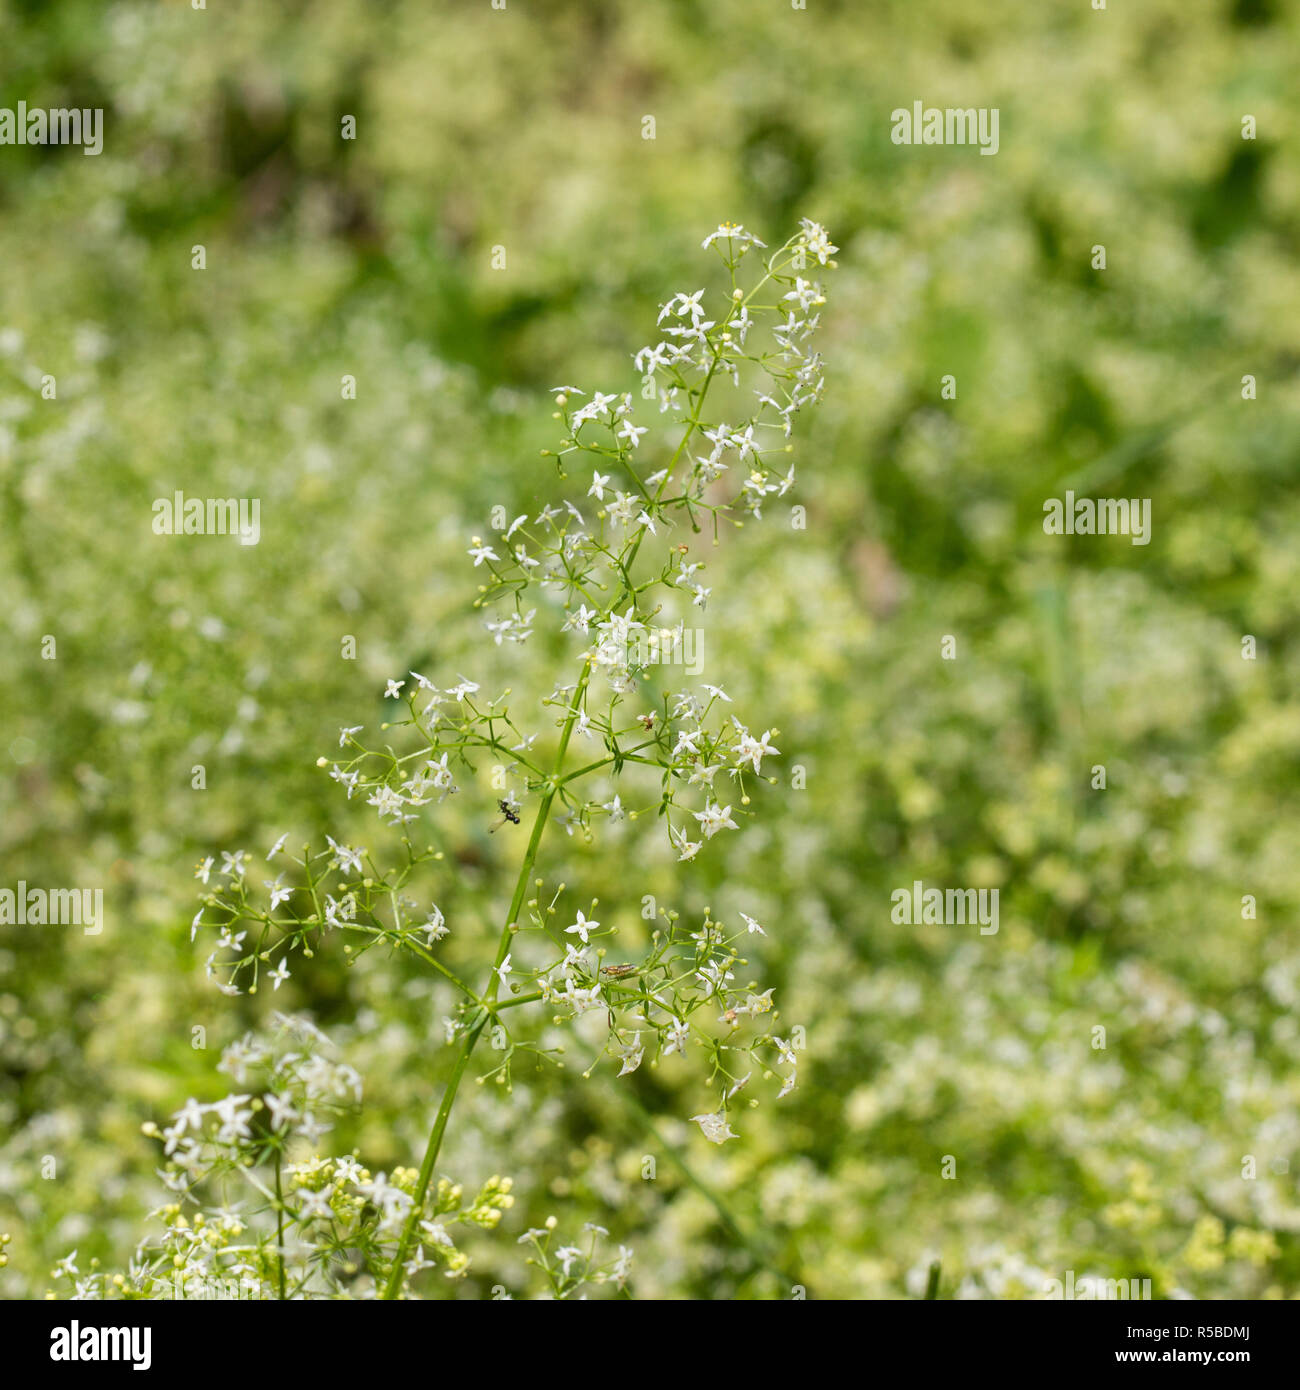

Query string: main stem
[380,667,592,1297]
[274,1150,287,1300]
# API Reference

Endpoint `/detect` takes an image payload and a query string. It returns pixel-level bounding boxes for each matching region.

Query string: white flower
[734,728,779,773]
[420,1220,454,1248]
[673,728,702,758]
[174,1097,208,1132]
[268,959,291,991]
[701,222,766,251]
[325,836,364,875]
[367,783,405,822]
[297,1112,331,1145]
[634,343,669,375]
[740,912,765,936]
[195,856,213,884]
[424,906,449,944]
[358,1172,403,1213]
[467,541,499,567]
[565,910,599,944]
[213,1095,254,1141]
[426,753,456,792]
[297,1187,334,1220]
[561,979,603,1014]
[338,725,363,746]
[496,954,513,990]
[616,1036,644,1076]
[675,289,706,321]
[690,1111,737,1144]
[588,471,611,500]
[731,424,758,461]
[602,794,624,821]
[798,218,838,264]
[384,679,405,699]
[330,767,360,798]
[736,988,775,1017]
[564,604,597,635]
[264,1093,298,1130]
[670,825,702,862]
[264,876,292,910]
[783,277,822,312]
[334,1156,364,1185]
[693,802,738,839]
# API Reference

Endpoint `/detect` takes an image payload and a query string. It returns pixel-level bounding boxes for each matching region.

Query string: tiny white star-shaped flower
[670,825,701,862]
[264,876,292,910]
[734,729,779,773]
[693,802,738,839]
[565,910,600,944]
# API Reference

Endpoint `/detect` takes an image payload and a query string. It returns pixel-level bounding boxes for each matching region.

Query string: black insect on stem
[488,799,522,833]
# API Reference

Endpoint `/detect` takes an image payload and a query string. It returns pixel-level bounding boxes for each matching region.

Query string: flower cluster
[51,1016,515,1300]
[514,1218,633,1300]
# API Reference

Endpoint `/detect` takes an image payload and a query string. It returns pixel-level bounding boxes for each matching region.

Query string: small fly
[488,798,521,833]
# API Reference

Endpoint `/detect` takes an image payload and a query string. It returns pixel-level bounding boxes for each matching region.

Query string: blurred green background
[1,0,1298,1298]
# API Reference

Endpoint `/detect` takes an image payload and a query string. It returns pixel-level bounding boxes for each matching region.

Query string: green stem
[274,1150,287,1300]
[381,664,594,1297]
[380,1011,487,1298]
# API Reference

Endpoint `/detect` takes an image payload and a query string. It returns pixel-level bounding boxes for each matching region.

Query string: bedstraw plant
[59,219,838,1300]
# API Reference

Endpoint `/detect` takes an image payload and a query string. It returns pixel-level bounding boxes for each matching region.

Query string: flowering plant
[77,219,837,1299]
